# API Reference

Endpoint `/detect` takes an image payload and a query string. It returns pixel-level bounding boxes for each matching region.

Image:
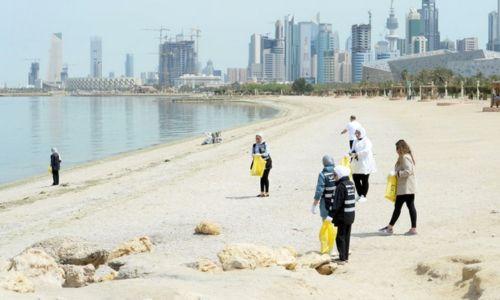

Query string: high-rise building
[28,62,39,86]
[125,54,134,77]
[158,39,197,87]
[386,0,399,53]
[90,36,103,78]
[264,20,285,82]
[202,60,214,76]
[406,8,423,55]
[488,11,498,51]
[419,0,440,51]
[60,65,68,83]
[351,17,371,83]
[412,36,428,54]
[457,37,479,52]
[47,33,63,83]
[284,15,300,82]
[375,41,394,60]
[227,68,248,83]
[298,22,318,81]
[397,38,407,56]
[440,39,456,51]
[317,23,335,84]
[248,34,263,81]
[335,52,351,83]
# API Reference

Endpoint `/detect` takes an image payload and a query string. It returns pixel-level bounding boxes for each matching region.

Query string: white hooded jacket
[351,128,377,175]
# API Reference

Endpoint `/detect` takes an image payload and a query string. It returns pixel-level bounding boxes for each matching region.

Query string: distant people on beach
[341,115,362,150]
[50,148,62,186]
[327,165,356,263]
[311,155,336,220]
[252,133,272,197]
[380,140,417,236]
[350,128,377,202]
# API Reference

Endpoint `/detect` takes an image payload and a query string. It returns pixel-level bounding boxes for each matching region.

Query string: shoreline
[0,97,285,191]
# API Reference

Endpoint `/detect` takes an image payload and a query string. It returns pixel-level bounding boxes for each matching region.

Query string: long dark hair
[396,140,415,165]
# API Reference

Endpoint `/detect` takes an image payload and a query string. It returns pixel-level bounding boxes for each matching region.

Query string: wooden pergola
[390,85,406,100]
[419,84,438,101]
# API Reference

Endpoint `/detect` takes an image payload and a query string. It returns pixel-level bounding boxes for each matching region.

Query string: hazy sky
[0,0,496,86]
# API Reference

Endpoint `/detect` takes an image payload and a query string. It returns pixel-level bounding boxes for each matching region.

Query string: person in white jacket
[350,127,376,203]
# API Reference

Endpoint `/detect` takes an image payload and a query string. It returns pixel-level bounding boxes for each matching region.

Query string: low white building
[65,77,141,91]
[175,74,223,88]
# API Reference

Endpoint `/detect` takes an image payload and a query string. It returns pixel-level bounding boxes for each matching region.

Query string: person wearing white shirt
[341,115,362,150]
[350,127,377,203]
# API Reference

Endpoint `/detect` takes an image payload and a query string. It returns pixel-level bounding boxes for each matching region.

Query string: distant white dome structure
[385,0,399,52]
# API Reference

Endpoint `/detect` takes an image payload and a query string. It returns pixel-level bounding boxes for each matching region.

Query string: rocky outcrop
[274,247,297,267]
[94,265,118,282]
[30,236,109,267]
[8,248,65,288]
[108,236,154,261]
[61,264,95,288]
[217,244,275,271]
[0,272,34,293]
[108,253,166,280]
[296,252,331,269]
[196,259,222,273]
[194,221,221,236]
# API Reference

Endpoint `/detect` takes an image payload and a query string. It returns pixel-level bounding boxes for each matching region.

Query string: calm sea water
[0,96,278,185]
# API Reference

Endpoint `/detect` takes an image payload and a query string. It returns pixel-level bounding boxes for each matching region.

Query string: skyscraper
[488,11,498,51]
[419,0,440,51]
[90,36,103,78]
[248,34,263,81]
[158,39,197,87]
[456,37,479,52]
[351,16,371,83]
[317,23,335,84]
[298,22,318,81]
[125,54,134,77]
[284,15,300,82]
[406,8,423,55]
[47,33,63,83]
[28,62,39,86]
[412,36,428,54]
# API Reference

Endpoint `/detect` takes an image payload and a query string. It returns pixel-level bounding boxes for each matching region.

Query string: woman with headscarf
[350,127,377,202]
[379,140,417,235]
[252,133,272,197]
[311,155,336,220]
[50,148,62,186]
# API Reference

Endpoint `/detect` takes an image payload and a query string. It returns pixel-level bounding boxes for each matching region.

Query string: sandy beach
[1,96,499,299]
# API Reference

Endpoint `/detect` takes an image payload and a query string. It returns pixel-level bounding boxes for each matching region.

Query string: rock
[316,262,338,276]
[0,272,35,293]
[274,247,297,266]
[217,244,275,271]
[108,253,165,279]
[449,256,481,265]
[416,260,461,281]
[0,260,11,272]
[9,248,65,288]
[108,236,154,261]
[471,263,500,299]
[196,259,222,273]
[284,262,297,271]
[194,221,221,236]
[30,236,109,267]
[61,264,95,288]
[94,265,118,282]
[462,264,482,281]
[296,252,331,269]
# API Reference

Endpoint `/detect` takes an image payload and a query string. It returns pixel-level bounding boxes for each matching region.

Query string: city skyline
[0,0,495,86]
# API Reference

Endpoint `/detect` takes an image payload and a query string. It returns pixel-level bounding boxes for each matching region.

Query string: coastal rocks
[316,263,338,276]
[463,263,482,281]
[8,248,65,288]
[108,253,165,279]
[30,236,109,267]
[61,264,95,288]
[416,261,460,280]
[0,272,35,293]
[471,263,500,299]
[217,244,275,271]
[195,259,222,273]
[94,265,118,282]
[194,221,221,236]
[274,247,298,267]
[108,236,154,261]
[296,252,331,269]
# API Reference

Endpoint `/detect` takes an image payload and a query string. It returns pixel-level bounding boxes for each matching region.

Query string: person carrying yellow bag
[385,174,398,203]
[251,133,272,197]
[319,220,337,254]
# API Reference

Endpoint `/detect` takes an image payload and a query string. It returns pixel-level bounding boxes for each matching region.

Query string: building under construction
[158,40,197,87]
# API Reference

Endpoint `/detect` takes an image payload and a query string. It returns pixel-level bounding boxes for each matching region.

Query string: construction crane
[142,26,170,45]
[23,58,40,63]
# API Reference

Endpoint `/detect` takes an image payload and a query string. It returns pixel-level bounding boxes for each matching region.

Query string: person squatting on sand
[380,140,418,236]
[341,115,362,150]
[252,133,272,197]
[350,127,377,203]
[311,155,336,220]
[326,165,356,263]
[50,148,62,186]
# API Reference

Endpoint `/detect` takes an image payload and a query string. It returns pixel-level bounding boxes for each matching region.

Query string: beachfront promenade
[0,96,499,299]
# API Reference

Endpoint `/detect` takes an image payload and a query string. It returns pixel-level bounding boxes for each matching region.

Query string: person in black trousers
[50,148,62,186]
[252,133,272,197]
[327,165,356,263]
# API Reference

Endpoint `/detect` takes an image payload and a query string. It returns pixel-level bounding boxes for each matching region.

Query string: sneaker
[378,226,393,235]
[404,229,418,236]
[357,196,367,203]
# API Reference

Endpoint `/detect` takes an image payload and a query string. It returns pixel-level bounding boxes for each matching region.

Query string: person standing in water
[327,165,356,263]
[252,133,272,197]
[350,127,376,202]
[380,140,417,236]
[341,115,362,150]
[311,155,336,220]
[50,148,62,186]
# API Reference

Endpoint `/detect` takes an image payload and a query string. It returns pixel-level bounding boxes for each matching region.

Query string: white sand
[0,96,499,299]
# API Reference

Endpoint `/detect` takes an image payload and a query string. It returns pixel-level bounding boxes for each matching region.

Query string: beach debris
[30,236,109,267]
[202,131,223,145]
[61,264,95,288]
[94,265,118,282]
[8,248,65,288]
[296,252,331,269]
[194,221,221,236]
[316,262,338,276]
[0,272,35,293]
[164,159,171,163]
[195,259,223,273]
[217,244,275,271]
[108,236,154,261]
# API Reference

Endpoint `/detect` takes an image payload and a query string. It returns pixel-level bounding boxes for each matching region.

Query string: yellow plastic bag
[48,166,52,174]
[385,175,398,203]
[250,155,266,177]
[339,156,352,179]
[319,220,337,254]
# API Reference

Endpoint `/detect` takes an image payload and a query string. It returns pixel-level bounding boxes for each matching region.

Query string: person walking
[252,133,272,197]
[50,148,62,186]
[341,115,362,150]
[311,155,336,220]
[350,127,376,203]
[380,140,417,235]
[327,165,356,263]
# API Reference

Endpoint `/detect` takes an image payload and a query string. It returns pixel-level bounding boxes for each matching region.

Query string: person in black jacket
[252,133,272,197]
[50,148,62,186]
[327,165,356,263]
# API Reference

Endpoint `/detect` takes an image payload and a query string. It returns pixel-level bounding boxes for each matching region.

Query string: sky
[0,0,496,87]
